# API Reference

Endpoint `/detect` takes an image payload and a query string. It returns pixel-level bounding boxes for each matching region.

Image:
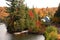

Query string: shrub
[44,26,58,40]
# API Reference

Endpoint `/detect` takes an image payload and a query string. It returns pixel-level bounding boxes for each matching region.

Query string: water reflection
[12,34,45,40]
[0,23,12,40]
[0,23,45,40]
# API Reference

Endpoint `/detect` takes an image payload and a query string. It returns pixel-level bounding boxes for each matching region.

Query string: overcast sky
[0,0,60,8]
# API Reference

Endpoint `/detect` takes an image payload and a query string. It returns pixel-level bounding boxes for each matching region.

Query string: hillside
[0,7,57,19]
[0,7,9,19]
[34,7,57,17]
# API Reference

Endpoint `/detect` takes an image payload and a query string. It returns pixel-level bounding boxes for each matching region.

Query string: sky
[0,0,60,8]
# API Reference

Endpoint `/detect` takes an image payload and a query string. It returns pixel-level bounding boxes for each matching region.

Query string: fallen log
[14,30,28,35]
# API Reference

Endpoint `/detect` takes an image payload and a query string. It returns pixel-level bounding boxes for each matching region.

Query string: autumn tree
[28,7,41,32]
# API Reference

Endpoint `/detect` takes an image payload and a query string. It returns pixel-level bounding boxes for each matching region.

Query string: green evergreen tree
[6,0,26,32]
[54,3,60,17]
[24,6,30,30]
[54,3,60,23]
[32,7,37,26]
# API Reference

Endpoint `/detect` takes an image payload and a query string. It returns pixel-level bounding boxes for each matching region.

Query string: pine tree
[16,0,26,31]
[6,0,26,32]
[24,6,30,30]
[32,7,37,27]
[54,3,60,17]
[6,0,18,32]
[54,3,60,23]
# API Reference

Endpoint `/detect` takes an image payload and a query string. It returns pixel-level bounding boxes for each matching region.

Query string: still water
[0,23,45,40]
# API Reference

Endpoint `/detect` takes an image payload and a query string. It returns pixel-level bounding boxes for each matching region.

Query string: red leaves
[29,10,41,27]
[36,20,41,27]
[29,10,34,19]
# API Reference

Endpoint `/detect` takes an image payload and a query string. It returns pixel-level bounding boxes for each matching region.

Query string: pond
[0,23,45,40]
[12,34,45,40]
